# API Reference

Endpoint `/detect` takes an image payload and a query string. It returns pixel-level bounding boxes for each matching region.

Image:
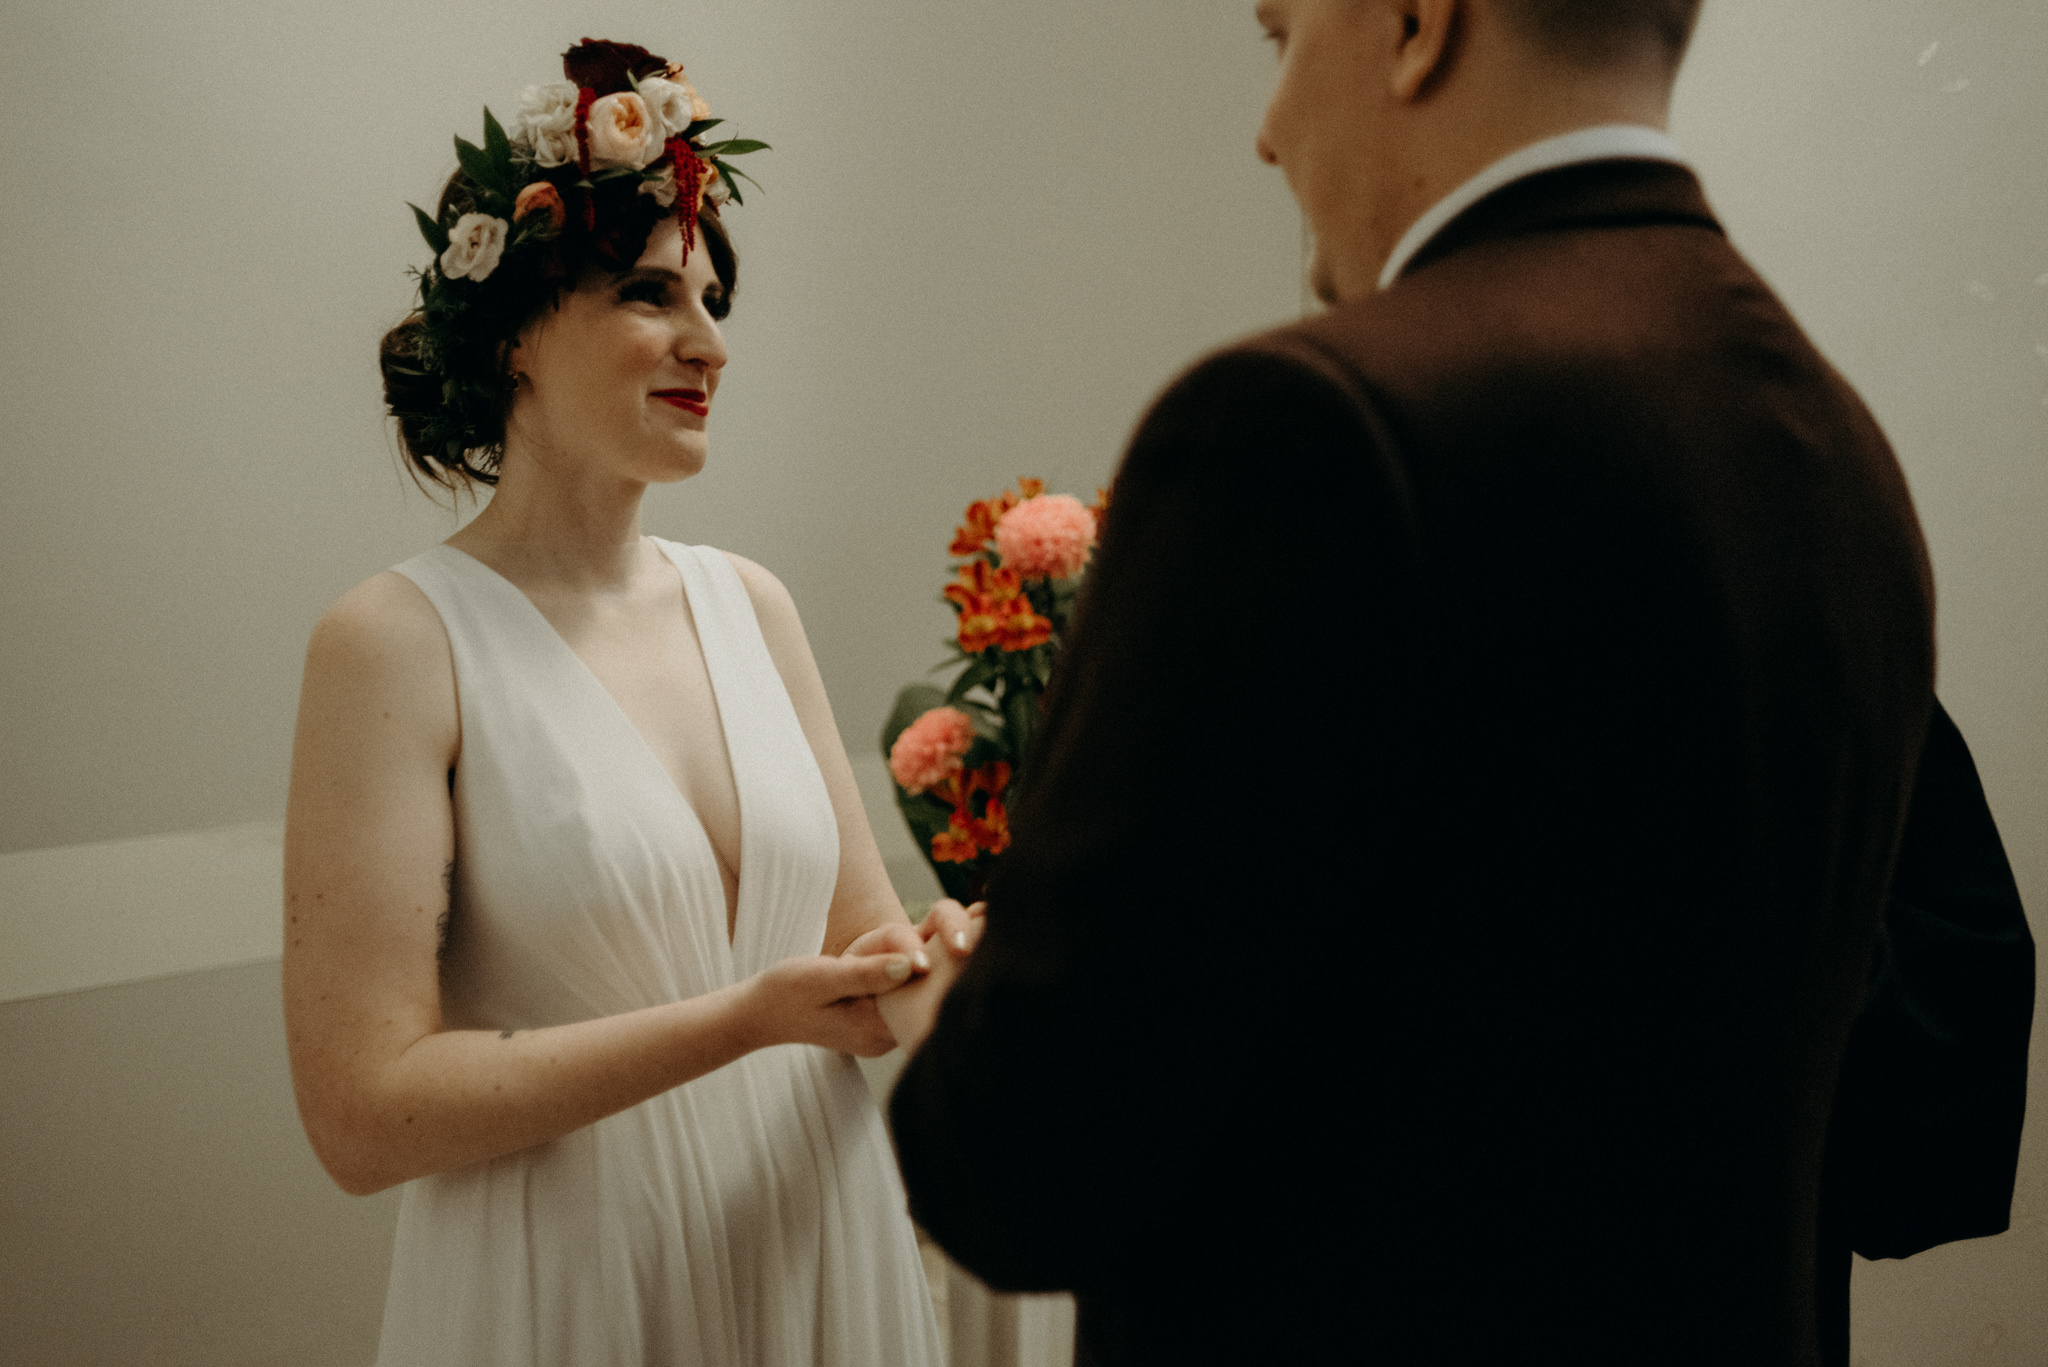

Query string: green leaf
[482,106,512,170]
[708,156,760,206]
[683,118,724,139]
[945,656,999,706]
[1003,686,1038,764]
[409,202,450,255]
[962,735,1013,772]
[880,683,949,759]
[956,699,1005,732]
[707,159,743,207]
[702,138,770,156]
[454,135,506,197]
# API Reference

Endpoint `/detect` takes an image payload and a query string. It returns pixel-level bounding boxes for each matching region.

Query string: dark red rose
[561,38,669,95]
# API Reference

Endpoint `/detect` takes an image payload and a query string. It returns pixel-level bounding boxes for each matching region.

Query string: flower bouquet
[881,479,1105,902]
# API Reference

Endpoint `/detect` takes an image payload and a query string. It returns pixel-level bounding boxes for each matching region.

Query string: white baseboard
[0,820,285,1003]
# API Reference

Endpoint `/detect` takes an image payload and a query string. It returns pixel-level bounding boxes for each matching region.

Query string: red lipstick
[653,388,709,416]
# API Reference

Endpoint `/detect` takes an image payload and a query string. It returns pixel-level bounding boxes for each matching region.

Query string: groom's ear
[1388,0,1460,102]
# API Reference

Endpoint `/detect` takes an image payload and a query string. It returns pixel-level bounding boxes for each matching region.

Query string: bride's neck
[450,446,653,593]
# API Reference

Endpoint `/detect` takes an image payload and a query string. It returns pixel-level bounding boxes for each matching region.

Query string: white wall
[2,1,2044,1364]
[0,0,1301,856]
[1675,6,2048,1360]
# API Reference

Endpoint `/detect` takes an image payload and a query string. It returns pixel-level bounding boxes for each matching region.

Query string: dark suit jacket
[1814,697,2034,1367]
[892,159,1936,1366]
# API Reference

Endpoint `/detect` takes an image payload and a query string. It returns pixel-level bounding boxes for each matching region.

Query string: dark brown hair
[379,164,739,492]
[1493,0,1704,70]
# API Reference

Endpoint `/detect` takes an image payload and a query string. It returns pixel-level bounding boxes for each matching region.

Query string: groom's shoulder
[1157,269,1519,428]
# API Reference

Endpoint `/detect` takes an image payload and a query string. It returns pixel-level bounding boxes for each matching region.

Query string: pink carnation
[993,494,1097,580]
[889,706,975,794]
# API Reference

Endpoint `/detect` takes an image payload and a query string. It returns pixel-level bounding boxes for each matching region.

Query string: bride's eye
[617,276,670,307]
[703,286,730,322]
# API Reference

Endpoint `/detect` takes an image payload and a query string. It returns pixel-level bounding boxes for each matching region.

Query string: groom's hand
[919,899,987,960]
[876,899,987,1054]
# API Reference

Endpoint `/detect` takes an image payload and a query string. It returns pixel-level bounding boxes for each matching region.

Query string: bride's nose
[676,311,727,376]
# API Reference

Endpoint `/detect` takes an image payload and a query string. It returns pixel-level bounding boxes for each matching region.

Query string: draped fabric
[376,540,940,1367]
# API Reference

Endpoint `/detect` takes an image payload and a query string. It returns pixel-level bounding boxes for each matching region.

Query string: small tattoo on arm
[434,862,456,964]
[499,1029,519,1040]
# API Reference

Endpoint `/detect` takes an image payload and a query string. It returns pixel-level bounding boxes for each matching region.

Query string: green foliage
[410,203,450,255]
[881,683,948,758]
[482,107,513,168]
[453,135,506,202]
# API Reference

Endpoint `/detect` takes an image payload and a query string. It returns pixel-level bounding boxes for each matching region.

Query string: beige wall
[0,0,1301,856]
[2,0,2044,1364]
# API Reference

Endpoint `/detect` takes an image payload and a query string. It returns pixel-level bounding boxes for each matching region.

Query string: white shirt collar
[1375,124,1690,292]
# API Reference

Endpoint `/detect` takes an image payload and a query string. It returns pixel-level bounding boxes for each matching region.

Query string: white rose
[637,77,696,140]
[638,162,678,208]
[586,92,663,171]
[517,81,580,168]
[440,213,509,282]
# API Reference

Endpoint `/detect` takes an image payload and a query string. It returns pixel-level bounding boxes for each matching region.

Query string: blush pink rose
[994,494,1097,580]
[586,91,663,170]
[888,707,976,795]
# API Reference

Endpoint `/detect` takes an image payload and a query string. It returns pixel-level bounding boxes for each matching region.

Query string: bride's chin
[651,440,708,483]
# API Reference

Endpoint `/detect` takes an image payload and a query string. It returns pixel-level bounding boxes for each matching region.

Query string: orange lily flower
[949,479,1049,556]
[999,601,1052,651]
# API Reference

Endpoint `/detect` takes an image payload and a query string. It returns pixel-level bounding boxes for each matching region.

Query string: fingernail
[953,932,969,951]
[914,951,931,971]
[885,956,912,981]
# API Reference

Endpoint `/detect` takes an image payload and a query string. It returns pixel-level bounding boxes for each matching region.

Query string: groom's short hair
[1493,0,1704,70]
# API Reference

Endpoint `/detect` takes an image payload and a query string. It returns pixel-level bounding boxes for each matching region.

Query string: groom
[883,2,1935,1362]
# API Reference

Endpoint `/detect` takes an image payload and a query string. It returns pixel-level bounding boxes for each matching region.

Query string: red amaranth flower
[573,87,598,230]
[666,137,705,268]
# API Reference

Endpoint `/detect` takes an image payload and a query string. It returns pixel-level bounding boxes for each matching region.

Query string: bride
[282,38,969,1366]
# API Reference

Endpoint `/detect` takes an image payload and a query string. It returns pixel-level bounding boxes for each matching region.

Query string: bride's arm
[723,552,927,962]
[283,572,917,1197]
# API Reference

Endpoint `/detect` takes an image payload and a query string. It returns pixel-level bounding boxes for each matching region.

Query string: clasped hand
[749,901,985,1058]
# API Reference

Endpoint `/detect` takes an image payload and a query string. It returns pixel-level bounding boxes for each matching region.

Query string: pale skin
[285,213,978,1196]
[1253,0,1683,305]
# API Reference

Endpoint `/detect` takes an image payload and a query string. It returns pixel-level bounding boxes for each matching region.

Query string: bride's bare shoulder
[311,570,448,663]
[299,570,456,735]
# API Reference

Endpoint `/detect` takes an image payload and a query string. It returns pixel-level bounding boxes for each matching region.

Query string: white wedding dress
[374,539,942,1367]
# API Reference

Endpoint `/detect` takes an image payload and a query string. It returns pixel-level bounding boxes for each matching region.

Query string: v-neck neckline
[438,540,747,948]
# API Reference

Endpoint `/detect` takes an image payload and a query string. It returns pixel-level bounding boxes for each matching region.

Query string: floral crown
[411,38,764,284]
[391,40,766,477]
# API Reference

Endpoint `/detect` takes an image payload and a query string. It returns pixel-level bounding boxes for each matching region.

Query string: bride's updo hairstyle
[380,38,764,491]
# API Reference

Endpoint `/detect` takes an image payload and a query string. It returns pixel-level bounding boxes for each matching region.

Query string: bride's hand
[745,953,920,1058]
[841,921,932,968]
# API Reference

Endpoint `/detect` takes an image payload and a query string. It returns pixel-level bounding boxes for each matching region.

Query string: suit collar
[1386,153,1722,289]
[1379,125,1689,290]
